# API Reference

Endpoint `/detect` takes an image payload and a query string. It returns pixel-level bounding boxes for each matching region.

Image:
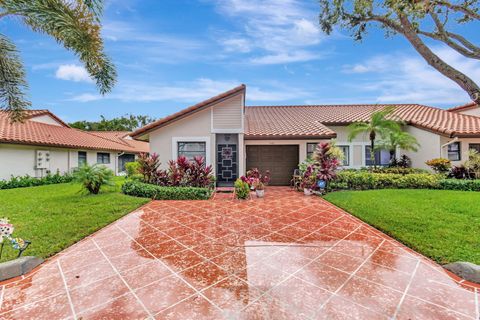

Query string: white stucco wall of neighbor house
[0,143,120,181]
[402,126,442,170]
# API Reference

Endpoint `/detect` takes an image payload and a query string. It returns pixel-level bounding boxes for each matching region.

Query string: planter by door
[256,189,265,198]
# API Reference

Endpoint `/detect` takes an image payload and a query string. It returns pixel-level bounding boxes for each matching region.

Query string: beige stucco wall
[0,143,121,180]
[402,126,442,170]
[29,114,64,126]
[456,108,480,117]
[148,108,216,171]
[438,136,480,166]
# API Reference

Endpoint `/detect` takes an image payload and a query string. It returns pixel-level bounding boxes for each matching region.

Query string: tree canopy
[69,114,156,131]
[319,0,480,103]
[0,0,116,121]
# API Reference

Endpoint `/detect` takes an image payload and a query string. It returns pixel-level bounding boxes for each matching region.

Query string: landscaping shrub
[73,164,114,194]
[125,161,141,177]
[330,171,480,191]
[137,153,214,188]
[0,172,73,190]
[426,158,451,174]
[234,178,250,199]
[122,180,212,200]
[438,179,480,191]
[331,171,442,190]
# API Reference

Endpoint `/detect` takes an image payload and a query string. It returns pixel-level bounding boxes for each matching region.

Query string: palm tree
[377,130,420,162]
[347,107,401,166]
[0,0,116,121]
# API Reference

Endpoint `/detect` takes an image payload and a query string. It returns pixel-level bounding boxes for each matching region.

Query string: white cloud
[344,47,480,105]
[69,78,309,103]
[55,64,93,83]
[213,0,323,64]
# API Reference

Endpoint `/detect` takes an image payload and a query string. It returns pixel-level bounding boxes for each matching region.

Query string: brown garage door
[246,145,299,186]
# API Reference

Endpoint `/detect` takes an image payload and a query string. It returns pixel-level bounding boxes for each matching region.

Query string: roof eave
[244,133,337,140]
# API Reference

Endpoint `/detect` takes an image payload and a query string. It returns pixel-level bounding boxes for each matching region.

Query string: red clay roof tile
[0,111,148,152]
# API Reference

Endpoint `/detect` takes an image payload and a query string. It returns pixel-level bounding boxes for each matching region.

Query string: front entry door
[216,134,238,187]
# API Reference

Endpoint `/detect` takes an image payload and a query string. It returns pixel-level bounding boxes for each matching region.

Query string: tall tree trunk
[398,13,480,104]
[370,131,376,167]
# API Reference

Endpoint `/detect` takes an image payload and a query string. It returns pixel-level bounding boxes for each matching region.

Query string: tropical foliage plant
[241,168,271,190]
[426,158,452,174]
[377,131,420,162]
[73,164,114,194]
[347,107,402,166]
[70,114,156,131]
[234,178,250,200]
[0,172,72,190]
[0,0,116,121]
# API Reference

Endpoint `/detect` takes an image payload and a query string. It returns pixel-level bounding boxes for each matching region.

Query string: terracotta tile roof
[245,104,480,138]
[447,102,478,113]
[131,84,246,138]
[0,111,148,152]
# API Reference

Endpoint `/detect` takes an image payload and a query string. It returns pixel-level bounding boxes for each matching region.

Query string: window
[178,142,206,161]
[97,152,110,164]
[78,151,87,166]
[469,144,480,153]
[306,143,318,159]
[447,142,461,161]
[365,146,390,166]
[338,145,350,166]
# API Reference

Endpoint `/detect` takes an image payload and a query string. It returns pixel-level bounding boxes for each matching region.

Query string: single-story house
[0,110,149,180]
[131,84,480,186]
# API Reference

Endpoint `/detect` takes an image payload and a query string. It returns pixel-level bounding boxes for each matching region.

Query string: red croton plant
[137,153,214,188]
[302,142,340,191]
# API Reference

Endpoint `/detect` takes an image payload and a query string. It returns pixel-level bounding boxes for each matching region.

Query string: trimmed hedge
[330,171,480,191]
[122,180,213,200]
[0,173,73,190]
[438,179,480,191]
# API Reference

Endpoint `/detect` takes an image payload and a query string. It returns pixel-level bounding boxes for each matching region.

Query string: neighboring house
[0,110,149,180]
[448,102,480,118]
[131,85,480,186]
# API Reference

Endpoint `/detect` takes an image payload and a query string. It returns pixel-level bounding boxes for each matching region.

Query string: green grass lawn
[324,189,480,265]
[0,177,149,262]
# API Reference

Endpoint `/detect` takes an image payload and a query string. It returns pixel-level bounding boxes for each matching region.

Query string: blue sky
[2,0,480,122]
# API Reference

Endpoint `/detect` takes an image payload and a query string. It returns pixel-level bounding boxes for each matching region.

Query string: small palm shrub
[234,179,250,199]
[73,164,114,194]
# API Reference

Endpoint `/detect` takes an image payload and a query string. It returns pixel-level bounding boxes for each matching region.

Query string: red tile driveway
[0,187,478,319]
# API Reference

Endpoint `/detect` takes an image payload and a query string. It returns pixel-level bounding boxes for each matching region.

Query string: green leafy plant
[73,164,114,194]
[464,149,480,179]
[426,158,452,174]
[347,107,402,167]
[0,172,73,190]
[125,161,141,177]
[122,180,212,200]
[377,131,420,163]
[234,178,250,200]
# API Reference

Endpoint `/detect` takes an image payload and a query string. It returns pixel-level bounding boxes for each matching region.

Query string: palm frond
[347,122,369,141]
[1,0,116,94]
[0,34,30,121]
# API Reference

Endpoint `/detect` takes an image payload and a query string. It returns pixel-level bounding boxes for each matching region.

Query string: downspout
[440,137,458,158]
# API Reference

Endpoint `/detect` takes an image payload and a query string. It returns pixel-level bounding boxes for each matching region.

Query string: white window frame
[172,136,211,166]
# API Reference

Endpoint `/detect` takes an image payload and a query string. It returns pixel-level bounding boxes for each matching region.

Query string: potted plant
[243,168,270,197]
[253,180,265,198]
[300,165,316,196]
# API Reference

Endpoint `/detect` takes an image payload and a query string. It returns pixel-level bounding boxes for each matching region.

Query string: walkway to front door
[0,188,477,319]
